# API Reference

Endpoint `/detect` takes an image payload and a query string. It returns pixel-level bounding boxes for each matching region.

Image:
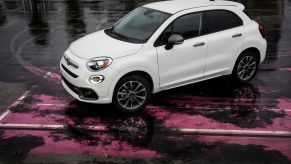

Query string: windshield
[108,7,171,43]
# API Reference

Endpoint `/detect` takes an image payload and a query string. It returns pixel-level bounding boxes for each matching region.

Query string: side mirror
[165,34,184,50]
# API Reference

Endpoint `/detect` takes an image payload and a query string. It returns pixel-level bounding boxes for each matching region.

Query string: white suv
[60,0,267,112]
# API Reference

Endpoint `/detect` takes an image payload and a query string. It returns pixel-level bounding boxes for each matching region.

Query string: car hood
[69,30,143,60]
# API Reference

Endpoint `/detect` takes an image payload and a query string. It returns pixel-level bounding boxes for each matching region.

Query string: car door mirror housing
[165,34,184,50]
[168,34,184,45]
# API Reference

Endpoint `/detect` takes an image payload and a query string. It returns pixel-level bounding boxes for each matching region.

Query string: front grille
[61,64,78,78]
[62,75,79,94]
[62,76,98,100]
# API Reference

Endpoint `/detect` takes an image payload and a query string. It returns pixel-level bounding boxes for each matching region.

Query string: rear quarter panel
[241,20,267,63]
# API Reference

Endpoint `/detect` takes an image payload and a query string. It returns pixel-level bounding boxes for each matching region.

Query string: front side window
[108,7,171,43]
[155,12,204,46]
[206,10,243,33]
[172,12,203,39]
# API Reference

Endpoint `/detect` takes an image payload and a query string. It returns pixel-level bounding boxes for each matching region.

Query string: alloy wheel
[237,56,257,81]
[117,81,147,110]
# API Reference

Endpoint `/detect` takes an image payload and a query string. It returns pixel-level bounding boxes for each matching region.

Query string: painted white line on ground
[176,106,291,112]
[266,108,291,112]
[36,103,66,107]
[0,123,107,131]
[0,90,30,122]
[0,122,291,136]
[179,128,291,136]
[76,125,107,131]
[0,110,10,121]
[18,90,30,101]
[0,123,64,129]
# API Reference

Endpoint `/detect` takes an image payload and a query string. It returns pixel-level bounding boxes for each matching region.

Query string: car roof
[143,0,245,14]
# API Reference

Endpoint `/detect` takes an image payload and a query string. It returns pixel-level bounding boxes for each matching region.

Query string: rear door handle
[193,42,205,47]
[232,33,242,38]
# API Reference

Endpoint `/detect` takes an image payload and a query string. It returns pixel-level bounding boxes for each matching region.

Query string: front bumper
[62,75,99,100]
[60,50,118,104]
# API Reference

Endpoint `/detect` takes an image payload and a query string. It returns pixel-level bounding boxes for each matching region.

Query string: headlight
[86,57,113,72]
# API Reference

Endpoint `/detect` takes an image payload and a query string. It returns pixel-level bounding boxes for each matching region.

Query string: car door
[204,10,244,76]
[156,12,208,89]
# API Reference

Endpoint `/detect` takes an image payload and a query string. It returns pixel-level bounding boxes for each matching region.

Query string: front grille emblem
[64,56,78,69]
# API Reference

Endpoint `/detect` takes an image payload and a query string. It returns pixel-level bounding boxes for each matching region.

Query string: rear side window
[206,10,243,33]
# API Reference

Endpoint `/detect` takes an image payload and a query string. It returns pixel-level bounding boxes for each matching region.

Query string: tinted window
[207,10,243,33]
[173,13,203,39]
[155,12,203,46]
[110,7,171,43]
[156,24,172,45]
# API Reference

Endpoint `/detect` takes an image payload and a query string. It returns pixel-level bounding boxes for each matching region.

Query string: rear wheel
[232,51,259,83]
[113,76,151,113]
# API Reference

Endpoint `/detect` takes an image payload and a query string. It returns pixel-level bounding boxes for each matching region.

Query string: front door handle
[232,33,242,38]
[193,42,205,47]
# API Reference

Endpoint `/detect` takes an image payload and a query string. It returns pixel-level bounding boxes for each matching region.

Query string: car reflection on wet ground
[0,0,291,163]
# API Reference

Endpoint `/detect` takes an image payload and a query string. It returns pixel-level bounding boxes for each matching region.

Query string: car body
[60,0,267,112]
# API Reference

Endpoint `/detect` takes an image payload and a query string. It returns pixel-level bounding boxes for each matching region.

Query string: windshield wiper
[110,27,129,41]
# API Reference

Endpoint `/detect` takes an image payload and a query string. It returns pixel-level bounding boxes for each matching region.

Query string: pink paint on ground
[279,68,291,72]
[155,95,279,108]
[148,106,291,131]
[149,108,237,129]
[197,135,291,160]
[67,117,104,126]
[1,94,105,126]
[31,94,69,108]
[276,99,291,109]
[0,113,66,125]
[25,64,45,76]
[2,93,290,132]
[264,117,291,131]
[1,130,158,157]
[40,95,107,126]
[1,93,291,159]
[25,64,61,84]
[45,72,61,83]
[1,94,70,124]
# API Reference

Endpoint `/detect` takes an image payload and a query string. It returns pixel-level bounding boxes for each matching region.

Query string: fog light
[89,75,104,84]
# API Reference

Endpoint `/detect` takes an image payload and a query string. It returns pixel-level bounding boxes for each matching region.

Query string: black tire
[113,76,151,113]
[232,51,259,83]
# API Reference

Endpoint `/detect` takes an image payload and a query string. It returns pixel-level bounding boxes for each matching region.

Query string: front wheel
[232,52,259,83]
[113,76,151,113]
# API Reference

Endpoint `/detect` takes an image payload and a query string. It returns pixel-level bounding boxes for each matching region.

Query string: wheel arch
[118,71,154,92]
[232,47,261,71]
[108,66,160,103]
[240,47,261,62]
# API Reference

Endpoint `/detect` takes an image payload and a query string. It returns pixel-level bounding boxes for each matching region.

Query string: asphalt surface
[0,0,291,163]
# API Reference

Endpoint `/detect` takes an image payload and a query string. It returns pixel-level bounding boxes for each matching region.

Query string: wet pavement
[0,0,291,163]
